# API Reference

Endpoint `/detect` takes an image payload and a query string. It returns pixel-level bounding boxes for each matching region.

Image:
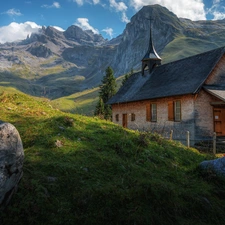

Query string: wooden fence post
[170,130,173,140]
[213,132,216,155]
[186,131,190,148]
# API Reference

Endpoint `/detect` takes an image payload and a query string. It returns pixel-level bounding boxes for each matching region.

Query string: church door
[122,114,128,128]
[214,108,225,136]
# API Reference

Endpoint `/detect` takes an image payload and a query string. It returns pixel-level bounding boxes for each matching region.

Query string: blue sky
[0,0,225,43]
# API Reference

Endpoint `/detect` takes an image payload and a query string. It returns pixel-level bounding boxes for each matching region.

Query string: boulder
[199,157,225,177]
[0,121,24,207]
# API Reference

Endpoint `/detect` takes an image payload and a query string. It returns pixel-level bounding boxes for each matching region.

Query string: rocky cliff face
[1,4,225,99]
[64,25,106,46]
[109,5,184,76]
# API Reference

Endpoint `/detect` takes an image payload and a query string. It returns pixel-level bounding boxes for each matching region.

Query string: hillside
[1,5,225,100]
[1,90,225,224]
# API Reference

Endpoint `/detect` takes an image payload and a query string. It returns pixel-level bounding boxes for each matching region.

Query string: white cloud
[213,0,220,4]
[129,0,206,20]
[211,10,225,20]
[53,26,65,32]
[102,27,114,38]
[75,18,99,34]
[42,2,61,8]
[74,0,84,5]
[2,8,22,16]
[122,11,130,23]
[109,0,129,23]
[0,22,41,43]
[93,0,100,4]
[72,0,99,6]
[72,0,84,5]
[109,0,127,11]
[207,0,225,20]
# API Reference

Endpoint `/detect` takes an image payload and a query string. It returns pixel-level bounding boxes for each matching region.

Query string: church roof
[204,86,225,102]
[108,46,225,105]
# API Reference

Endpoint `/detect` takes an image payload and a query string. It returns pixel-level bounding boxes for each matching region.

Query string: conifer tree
[95,66,116,119]
[94,97,105,119]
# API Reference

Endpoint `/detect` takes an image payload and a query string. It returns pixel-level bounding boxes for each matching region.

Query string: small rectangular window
[146,103,157,122]
[146,103,151,121]
[151,103,157,122]
[115,114,119,122]
[168,100,181,121]
[174,100,181,121]
[131,113,135,121]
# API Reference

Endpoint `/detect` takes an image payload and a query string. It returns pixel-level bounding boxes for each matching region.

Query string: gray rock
[0,122,24,207]
[199,157,225,177]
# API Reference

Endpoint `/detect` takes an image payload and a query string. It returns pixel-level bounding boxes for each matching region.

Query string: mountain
[1,4,225,99]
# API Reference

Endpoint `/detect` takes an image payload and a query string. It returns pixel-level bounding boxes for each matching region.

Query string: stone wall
[194,90,220,139]
[112,95,196,141]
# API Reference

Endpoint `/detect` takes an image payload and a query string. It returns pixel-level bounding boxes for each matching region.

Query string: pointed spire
[142,18,161,75]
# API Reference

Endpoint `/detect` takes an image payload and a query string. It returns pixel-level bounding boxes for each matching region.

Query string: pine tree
[95,66,117,119]
[94,97,105,119]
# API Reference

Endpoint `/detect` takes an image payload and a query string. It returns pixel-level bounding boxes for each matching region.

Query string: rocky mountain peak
[1,4,225,99]
[44,26,64,39]
[64,25,106,45]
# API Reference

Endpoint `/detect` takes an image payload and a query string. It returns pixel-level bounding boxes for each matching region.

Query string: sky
[0,0,225,43]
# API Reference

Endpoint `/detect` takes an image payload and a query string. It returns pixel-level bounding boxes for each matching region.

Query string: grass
[161,35,223,64]
[0,91,225,224]
[50,75,125,116]
[51,87,99,115]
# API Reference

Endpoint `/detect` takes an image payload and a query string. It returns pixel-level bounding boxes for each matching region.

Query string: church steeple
[142,18,161,75]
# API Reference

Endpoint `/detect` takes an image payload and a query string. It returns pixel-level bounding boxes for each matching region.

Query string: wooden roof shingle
[108,46,225,104]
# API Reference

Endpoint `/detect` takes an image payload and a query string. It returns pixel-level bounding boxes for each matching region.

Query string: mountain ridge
[1,4,225,99]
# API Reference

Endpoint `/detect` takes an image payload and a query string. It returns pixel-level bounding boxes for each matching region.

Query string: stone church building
[108,24,225,142]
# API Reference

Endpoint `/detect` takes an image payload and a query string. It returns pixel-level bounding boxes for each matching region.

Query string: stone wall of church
[111,95,196,142]
[194,90,219,138]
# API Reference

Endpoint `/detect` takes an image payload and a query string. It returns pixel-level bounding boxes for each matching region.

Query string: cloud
[109,0,127,11]
[129,0,206,20]
[2,8,22,16]
[207,0,225,20]
[213,0,221,4]
[75,18,99,34]
[0,22,41,43]
[122,12,129,23]
[53,26,65,32]
[42,2,61,9]
[72,0,99,6]
[109,0,129,23]
[102,27,114,38]
[211,10,225,20]
[93,0,100,4]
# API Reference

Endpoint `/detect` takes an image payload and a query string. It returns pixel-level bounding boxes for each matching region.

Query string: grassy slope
[51,75,124,115]
[161,35,222,64]
[0,91,225,225]
[50,87,99,116]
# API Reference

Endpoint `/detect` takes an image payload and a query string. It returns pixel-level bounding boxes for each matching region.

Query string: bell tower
[142,18,161,75]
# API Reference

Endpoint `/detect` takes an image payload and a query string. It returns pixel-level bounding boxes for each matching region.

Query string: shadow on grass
[1,111,225,225]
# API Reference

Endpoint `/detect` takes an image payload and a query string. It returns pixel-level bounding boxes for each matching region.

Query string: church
[107,22,225,143]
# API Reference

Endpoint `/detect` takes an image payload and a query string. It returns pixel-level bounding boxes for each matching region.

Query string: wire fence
[165,130,225,154]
